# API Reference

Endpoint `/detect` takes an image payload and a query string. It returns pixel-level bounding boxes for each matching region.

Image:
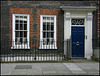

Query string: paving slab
[15,65,32,69]
[55,69,72,74]
[27,69,42,75]
[11,69,27,75]
[71,70,87,73]
[56,72,73,75]
[63,63,78,67]
[1,68,13,75]
[41,67,55,71]
[87,72,100,75]
[83,69,99,73]
[43,70,57,75]
[63,63,87,75]
[68,67,83,71]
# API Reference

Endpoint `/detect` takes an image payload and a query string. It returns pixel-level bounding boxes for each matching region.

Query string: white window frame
[11,14,30,49]
[40,15,57,49]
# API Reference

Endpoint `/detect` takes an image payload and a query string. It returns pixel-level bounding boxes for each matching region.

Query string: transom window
[12,14,30,49]
[71,19,84,25]
[40,15,57,49]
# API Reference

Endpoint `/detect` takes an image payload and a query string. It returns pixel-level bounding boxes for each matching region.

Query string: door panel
[71,27,84,58]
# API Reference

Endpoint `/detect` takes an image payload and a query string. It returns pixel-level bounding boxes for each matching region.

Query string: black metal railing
[92,38,100,49]
[0,40,65,62]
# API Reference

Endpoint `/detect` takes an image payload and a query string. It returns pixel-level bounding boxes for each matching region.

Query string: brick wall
[37,9,59,47]
[98,1,100,38]
[9,8,33,48]
[1,1,96,52]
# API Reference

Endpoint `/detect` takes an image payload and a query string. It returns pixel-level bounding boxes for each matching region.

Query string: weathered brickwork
[9,8,33,48]
[1,1,97,53]
[98,1,100,38]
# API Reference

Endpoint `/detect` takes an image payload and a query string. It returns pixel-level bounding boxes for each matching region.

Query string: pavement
[1,60,99,75]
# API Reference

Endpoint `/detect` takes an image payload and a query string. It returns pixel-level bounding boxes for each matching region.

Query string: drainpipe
[92,0,98,57]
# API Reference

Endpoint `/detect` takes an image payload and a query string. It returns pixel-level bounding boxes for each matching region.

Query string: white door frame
[61,6,96,59]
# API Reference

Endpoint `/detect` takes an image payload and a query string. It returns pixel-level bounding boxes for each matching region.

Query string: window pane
[47,22,50,31]
[24,24,27,30]
[15,38,22,45]
[47,32,50,38]
[51,17,54,20]
[15,24,19,30]
[47,17,50,20]
[20,16,23,21]
[47,39,49,45]
[43,25,46,31]
[15,16,19,20]
[20,31,23,37]
[20,20,23,24]
[15,20,19,24]
[23,38,27,44]
[47,17,50,22]
[24,31,27,37]
[20,24,23,30]
[15,38,17,45]
[51,22,54,25]
[43,38,47,45]
[50,38,54,45]
[20,38,23,44]
[51,17,54,22]
[20,16,23,18]
[43,17,46,20]
[51,25,54,31]
[15,16,19,18]
[15,31,20,37]
[24,16,27,19]
[43,17,46,22]
[24,16,27,21]
[43,32,46,38]
[24,21,27,24]
[51,22,54,31]
[43,22,46,30]
[51,32,54,38]
[71,19,84,25]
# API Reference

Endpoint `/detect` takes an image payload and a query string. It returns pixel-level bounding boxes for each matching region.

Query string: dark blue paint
[71,27,84,58]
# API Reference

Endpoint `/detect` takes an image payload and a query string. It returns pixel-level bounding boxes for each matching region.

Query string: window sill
[11,47,30,49]
[39,46,57,49]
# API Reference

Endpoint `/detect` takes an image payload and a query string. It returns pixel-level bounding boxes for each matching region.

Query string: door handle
[76,43,80,46]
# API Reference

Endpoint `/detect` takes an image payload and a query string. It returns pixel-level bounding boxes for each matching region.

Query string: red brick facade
[37,9,59,47]
[9,8,33,48]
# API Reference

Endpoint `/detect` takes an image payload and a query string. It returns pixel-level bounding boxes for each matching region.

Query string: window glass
[15,24,19,30]
[43,22,46,30]
[20,24,23,30]
[42,16,55,46]
[47,22,50,31]
[15,20,19,24]
[43,17,46,22]
[24,24,27,30]
[71,19,84,25]
[24,31,27,37]
[14,15,28,45]
[15,31,20,37]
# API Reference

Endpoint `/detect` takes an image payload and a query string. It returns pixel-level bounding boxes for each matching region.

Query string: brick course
[98,1,100,38]
[1,1,97,52]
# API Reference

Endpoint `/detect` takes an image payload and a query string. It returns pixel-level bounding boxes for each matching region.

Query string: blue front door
[71,27,84,58]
